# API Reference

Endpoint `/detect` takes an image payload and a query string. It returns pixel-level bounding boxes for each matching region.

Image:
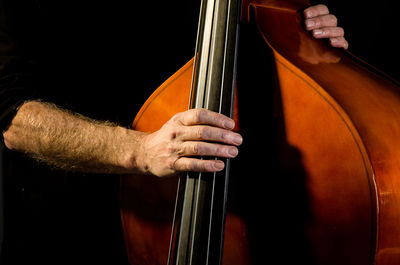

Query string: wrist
[119,127,150,175]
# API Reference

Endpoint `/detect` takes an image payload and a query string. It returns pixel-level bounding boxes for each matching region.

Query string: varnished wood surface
[120,0,400,264]
[248,0,400,264]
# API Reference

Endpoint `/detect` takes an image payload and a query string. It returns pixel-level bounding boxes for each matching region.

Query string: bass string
[189,0,218,263]
[205,0,237,262]
[190,0,233,263]
[167,0,208,262]
[205,0,230,262]
[194,0,231,263]
[189,172,202,265]
[167,177,181,265]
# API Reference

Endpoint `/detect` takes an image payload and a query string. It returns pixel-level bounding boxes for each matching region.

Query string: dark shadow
[227,17,315,264]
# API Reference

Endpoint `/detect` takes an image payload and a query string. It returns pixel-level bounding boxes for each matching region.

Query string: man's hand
[137,109,242,178]
[304,4,349,49]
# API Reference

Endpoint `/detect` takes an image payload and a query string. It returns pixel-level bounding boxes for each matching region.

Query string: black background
[314,0,399,82]
[1,0,399,264]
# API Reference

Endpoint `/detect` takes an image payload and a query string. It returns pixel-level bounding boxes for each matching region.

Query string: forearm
[3,101,146,174]
[3,102,243,178]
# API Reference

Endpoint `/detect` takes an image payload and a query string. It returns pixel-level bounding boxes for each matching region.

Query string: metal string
[189,0,217,264]
[205,0,230,261]
[167,0,207,262]
[167,177,181,265]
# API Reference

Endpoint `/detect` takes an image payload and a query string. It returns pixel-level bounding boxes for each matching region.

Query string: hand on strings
[303,4,349,49]
[137,109,242,178]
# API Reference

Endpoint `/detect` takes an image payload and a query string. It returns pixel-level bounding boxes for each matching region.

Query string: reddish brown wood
[247,0,400,264]
[120,0,400,264]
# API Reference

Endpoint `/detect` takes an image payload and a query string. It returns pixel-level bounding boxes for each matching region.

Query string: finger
[311,26,344,39]
[172,109,235,130]
[174,157,225,172]
[178,141,239,158]
[177,125,242,146]
[329,37,349,49]
[303,4,329,19]
[305,14,338,30]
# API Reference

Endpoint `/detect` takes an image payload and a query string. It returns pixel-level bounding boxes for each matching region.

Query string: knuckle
[168,158,178,171]
[186,159,201,172]
[193,108,207,123]
[204,161,214,172]
[191,142,201,155]
[201,160,215,172]
[161,123,180,140]
[217,146,226,157]
[318,4,329,14]
[169,131,178,140]
[195,161,206,172]
[166,143,177,155]
[220,131,229,142]
[171,112,182,123]
[165,126,178,140]
[195,126,206,139]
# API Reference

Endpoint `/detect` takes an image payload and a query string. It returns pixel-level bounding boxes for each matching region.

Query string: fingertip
[303,9,313,19]
[224,119,235,130]
[228,147,239,157]
[329,37,348,49]
[312,29,323,38]
[233,134,243,146]
[305,19,316,30]
[213,160,225,171]
[329,38,339,46]
[304,4,329,19]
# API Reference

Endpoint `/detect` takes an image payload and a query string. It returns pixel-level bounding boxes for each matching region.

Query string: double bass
[120,0,400,264]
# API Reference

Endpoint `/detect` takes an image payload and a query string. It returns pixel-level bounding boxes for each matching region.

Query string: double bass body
[120,0,400,264]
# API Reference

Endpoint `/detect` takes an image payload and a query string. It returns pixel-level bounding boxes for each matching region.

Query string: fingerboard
[167,0,241,264]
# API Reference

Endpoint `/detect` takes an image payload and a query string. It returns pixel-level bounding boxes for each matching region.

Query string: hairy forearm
[3,101,146,174]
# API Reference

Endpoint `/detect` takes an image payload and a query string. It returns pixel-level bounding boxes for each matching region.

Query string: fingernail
[224,120,235,129]
[229,148,238,157]
[313,29,323,36]
[305,20,315,28]
[214,161,225,171]
[233,135,243,145]
[305,10,313,18]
